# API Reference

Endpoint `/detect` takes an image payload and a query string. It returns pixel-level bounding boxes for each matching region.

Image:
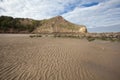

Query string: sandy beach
[0,34,120,80]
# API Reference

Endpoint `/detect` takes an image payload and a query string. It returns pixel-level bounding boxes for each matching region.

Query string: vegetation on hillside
[0,15,87,33]
[0,16,40,33]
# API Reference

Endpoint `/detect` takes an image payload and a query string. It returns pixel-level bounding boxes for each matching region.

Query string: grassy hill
[0,16,87,33]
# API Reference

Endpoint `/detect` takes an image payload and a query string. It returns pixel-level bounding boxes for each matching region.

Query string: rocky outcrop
[33,16,87,33]
[79,26,87,33]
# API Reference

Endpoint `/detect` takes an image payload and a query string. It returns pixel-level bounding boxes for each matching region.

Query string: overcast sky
[0,0,120,32]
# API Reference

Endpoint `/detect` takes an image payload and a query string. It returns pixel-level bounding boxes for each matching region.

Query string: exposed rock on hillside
[33,16,87,33]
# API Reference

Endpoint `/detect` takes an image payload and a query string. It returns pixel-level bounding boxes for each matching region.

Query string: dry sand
[0,34,120,80]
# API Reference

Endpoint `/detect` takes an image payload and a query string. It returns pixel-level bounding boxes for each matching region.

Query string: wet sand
[0,34,120,80]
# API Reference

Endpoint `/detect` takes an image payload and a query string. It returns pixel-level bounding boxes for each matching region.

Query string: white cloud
[0,0,120,32]
[62,0,120,29]
[0,0,81,19]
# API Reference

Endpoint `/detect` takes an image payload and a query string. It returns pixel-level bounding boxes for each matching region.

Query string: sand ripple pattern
[0,35,120,80]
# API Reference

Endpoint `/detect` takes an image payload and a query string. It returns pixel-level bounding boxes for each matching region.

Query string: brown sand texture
[0,34,120,80]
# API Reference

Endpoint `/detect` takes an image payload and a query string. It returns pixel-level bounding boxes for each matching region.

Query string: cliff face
[33,16,87,33]
[0,16,87,33]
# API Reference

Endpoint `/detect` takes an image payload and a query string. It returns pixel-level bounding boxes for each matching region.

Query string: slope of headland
[0,16,87,33]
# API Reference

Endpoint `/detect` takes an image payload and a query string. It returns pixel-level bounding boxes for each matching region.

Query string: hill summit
[0,15,87,33]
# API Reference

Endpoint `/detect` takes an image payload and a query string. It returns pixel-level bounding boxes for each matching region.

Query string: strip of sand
[0,34,120,80]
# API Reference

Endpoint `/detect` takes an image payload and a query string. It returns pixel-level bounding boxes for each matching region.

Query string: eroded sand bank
[0,34,120,80]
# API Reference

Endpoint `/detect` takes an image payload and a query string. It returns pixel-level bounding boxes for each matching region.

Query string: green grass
[86,37,95,42]
[29,34,42,38]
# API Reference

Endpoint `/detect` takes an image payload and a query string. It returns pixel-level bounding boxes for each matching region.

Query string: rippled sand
[0,34,120,80]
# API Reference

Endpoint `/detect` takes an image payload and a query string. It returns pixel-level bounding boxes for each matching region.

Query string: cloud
[0,0,120,32]
[62,0,120,32]
[0,0,81,19]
